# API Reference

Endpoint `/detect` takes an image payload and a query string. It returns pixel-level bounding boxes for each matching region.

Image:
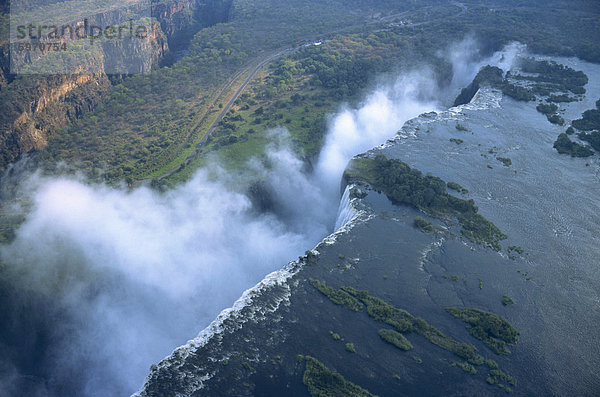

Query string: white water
[0,39,527,397]
[334,185,357,230]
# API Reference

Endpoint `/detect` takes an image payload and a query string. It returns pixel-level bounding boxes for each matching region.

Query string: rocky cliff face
[0,0,232,172]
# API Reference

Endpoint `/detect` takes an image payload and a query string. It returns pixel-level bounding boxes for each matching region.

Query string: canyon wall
[0,0,232,172]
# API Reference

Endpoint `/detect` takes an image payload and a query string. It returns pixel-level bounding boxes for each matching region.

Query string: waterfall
[334,185,356,231]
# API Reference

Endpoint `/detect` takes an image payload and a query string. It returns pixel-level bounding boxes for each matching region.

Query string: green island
[308,280,518,392]
[302,355,377,397]
[447,182,468,194]
[451,361,478,375]
[536,103,558,115]
[309,278,364,312]
[572,100,600,132]
[569,99,600,154]
[496,157,512,167]
[547,94,578,103]
[579,131,600,152]
[414,216,434,233]
[513,58,588,95]
[445,307,519,355]
[553,133,594,157]
[508,246,524,255]
[487,368,518,390]
[502,296,515,306]
[536,102,564,125]
[345,343,356,353]
[456,58,588,110]
[344,154,507,250]
[546,114,565,126]
[378,329,414,351]
[453,64,540,104]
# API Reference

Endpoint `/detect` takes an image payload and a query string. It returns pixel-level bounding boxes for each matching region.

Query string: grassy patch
[345,343,356,353]
[309,279,363,311]
[414,216,434,233]
[496,157,512,167]
[344,155,507,250]
[445,307,519,355]
[447,181,468,194]
[501,296,515,306]
[302,356,376,397]
[451,361,478,375]
[553,133,594,157]
[508,246,524,255]
[310,282,517,391]
[378,329,413,351]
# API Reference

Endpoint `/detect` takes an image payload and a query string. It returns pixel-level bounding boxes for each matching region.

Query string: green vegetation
[496,157,512,167]
[501,296,515,306]
[553,133,594,157]
[302,356,376,397]
[445,307,519,355]
[310,279,363,311]
[487,368,518,392]
[451,361,477,375]
[547,94,578,103]
[450,138,464,144]
[330,331,342,341]
[345,155,507,250]
[15,0,597,185]
[536,103,564,125]
[378,329,413,351]
[309,282,518,390]
[485,359,499,369]
[342,287,488,365]
[517,58,588,95]
[341,287,413,331]
[455,124,468,132]
[345,343,356,353]
[579,131,600,152]
[458,213,507,251]
[546,114,565,126]
[572,108,600,131]
[508,246,524,255]
[241,361,255,372]
[414,216,434,233]
[536,103,558,115]
[500,83,535,102]
[569,101,600,156]
[447,182,468,194]
[458,58,588,108]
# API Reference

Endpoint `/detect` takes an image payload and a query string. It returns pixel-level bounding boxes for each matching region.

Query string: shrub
[378,329,413,351]
[414,216,434,233]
